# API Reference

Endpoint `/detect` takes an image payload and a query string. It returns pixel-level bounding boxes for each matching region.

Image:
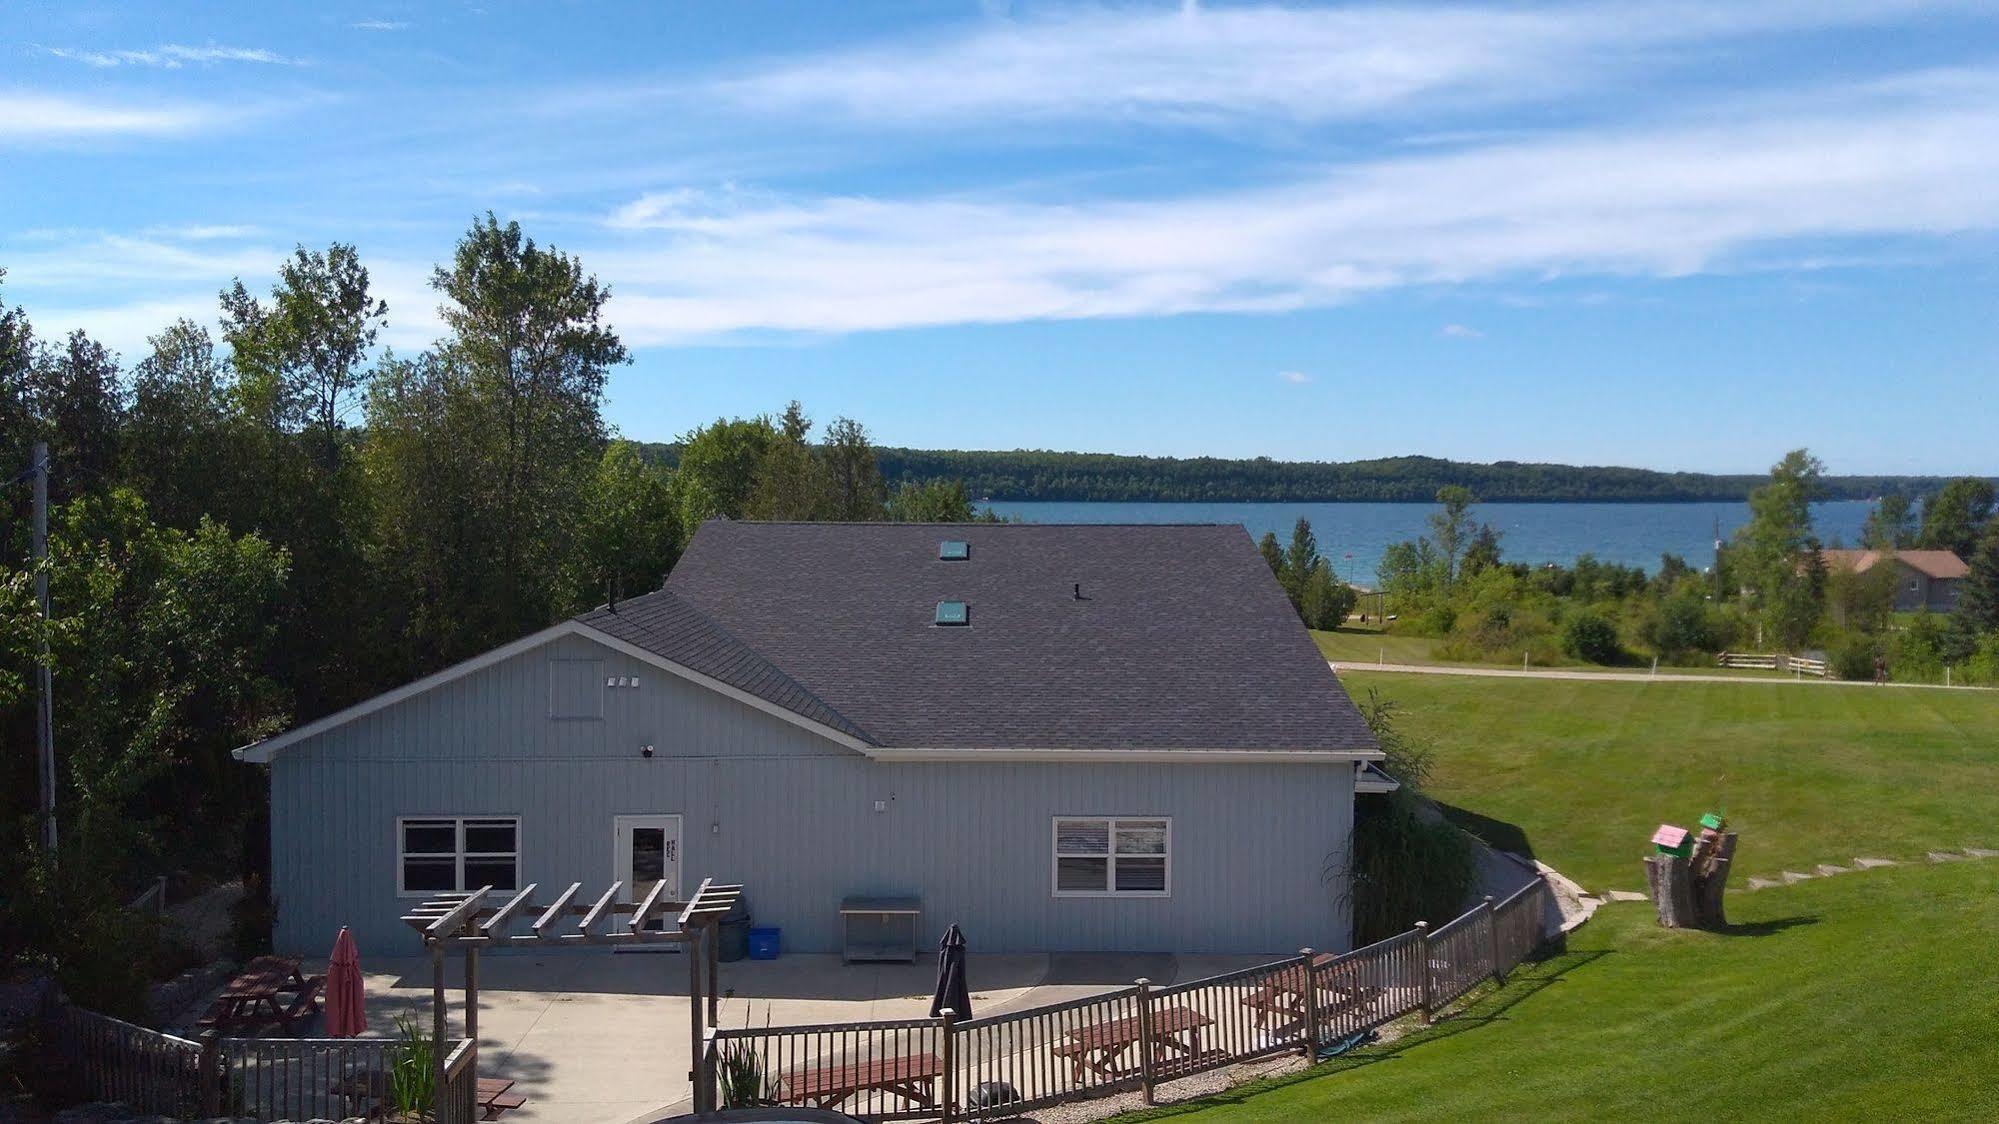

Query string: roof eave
[867,746,1383,763]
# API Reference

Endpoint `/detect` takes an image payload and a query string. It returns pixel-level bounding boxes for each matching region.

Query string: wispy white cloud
[43,43,302,69]
[351,20,410,32]
[1441,324,1484,339]
[1278,370,1312,384]
[0,93,236,142]
[704,0,1956,127]
[592,68,1999,344]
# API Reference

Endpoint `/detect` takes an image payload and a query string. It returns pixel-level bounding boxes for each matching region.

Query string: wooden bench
[482,1091,527,1120]
[276,974,325,1033]
[781,1052,941,1110]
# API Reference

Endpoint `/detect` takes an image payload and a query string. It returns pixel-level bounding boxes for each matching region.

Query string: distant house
[1821,549,1968,613]
[238,522,1382,956]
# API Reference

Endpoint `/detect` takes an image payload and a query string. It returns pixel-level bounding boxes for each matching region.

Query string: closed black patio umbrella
[929,923,972,1020]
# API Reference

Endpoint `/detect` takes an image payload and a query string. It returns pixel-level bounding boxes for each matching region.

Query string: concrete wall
[269,633,1355,957]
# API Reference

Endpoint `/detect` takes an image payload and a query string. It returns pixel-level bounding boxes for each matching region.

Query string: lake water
[982,500,1875,583]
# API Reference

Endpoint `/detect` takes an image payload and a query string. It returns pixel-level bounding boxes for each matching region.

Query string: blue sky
[3,1,1997,474]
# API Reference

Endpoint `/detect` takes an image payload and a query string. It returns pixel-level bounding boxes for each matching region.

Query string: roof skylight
[939,540,971,561]
[935,600,970,626]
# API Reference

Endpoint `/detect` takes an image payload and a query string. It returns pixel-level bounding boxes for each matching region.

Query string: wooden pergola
[402,877,741,1112]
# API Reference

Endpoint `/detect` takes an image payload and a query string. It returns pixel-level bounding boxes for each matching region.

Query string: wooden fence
[706,878,1554,1120]
[48,1005,479,1123]
[1717,651,1830,677]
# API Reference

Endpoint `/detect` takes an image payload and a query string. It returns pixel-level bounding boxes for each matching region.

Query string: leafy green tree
[677,416,777,528]
[1957,521,1999,637]
[885,479,981,522]
[25,330,125,504]
[1825,552,1897,634]
[431,214,626,638]
[1736,449,1826,646]
[1860,492,1916,550]
[1343,689,1475,941]
[1461,523,1503,577]
[1646,591,1720,658]
[570,441,680,608]
[1377,538,1440,604]
[1428,485,1476,584]
[1300,561,1359,630]
[746,402,827,521]
[1257,531,1283,577]
[820,417,885,521]
[1916,477,1997,559]
[125,320,240,531]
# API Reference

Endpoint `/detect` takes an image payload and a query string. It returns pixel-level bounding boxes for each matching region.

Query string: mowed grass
[1116,860,1999,1122]
[1311,625,1792,678]
[1339,670,1999,892]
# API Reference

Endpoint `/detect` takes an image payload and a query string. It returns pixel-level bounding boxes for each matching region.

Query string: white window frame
[397,815,521,899]
[1051,816,1172,899]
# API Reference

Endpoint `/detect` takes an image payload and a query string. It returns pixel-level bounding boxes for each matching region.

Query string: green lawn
[1310,626,1792,678]
[1115,861,1999,1122]
[1340,670,1999,893]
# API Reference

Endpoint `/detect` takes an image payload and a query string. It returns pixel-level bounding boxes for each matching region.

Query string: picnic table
[1052,1005,1217,1082]
[196,955,324,1034]
[781,1052,941,1111]
[1239,958,1382,1038]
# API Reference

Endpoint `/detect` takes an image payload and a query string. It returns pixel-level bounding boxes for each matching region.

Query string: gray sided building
[243,522,1381,957]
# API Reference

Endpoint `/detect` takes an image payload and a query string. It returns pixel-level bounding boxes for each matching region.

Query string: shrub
[1830,633,1879,681]
[1647,592,1718,658]
[1561,610,1622,664]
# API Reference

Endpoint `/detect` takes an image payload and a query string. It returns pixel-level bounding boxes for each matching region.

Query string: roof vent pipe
[1073,583,1083,600]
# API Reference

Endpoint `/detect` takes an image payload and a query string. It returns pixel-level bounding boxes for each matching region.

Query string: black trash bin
[717,896,752,962]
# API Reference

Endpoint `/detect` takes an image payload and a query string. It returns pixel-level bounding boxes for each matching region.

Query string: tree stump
[1645,831,1738,929]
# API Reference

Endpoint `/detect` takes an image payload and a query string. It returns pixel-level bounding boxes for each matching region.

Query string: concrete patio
[185,948,1272,1124]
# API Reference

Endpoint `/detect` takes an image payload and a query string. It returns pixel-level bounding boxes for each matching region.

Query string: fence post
[197,1030,221,1117]
[1134,978,1157,1105]
[939,1007,957,1123]
[1484,895,1504,984]
[1414,922,1432,1025]
[1298,950,1320,1059]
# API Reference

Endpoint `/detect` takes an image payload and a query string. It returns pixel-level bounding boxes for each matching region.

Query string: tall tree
[1736,449,1826,646]
[820,417,885,521]
[26,331,125,504]
[125,320,239,531]
[1282,517,1320,601]
[569,441,680,609]
[1860,492,1916,550]
[431,214,626,638]
[221,244,386,465]
[1957,521,1999,637]
[885,479,981,522]
[746,402,826,521]
[1461,523,1504,577]
[1428,485,1476,584]
[677,416,777,528]
[1916,477,1996,559]
[1257,531,1284,578]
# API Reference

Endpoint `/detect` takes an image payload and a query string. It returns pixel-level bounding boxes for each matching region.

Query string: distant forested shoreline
[639,445,1971,504]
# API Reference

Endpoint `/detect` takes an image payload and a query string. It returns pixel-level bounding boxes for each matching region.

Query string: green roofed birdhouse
[1651,824,1691,858]
[1699,811,1726,831]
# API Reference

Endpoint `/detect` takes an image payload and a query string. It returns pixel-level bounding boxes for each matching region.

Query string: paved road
[1332,661,1993,691]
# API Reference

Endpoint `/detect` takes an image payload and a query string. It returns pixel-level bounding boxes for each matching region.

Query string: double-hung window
[398,816,520,896]
[1052,817,1170,897]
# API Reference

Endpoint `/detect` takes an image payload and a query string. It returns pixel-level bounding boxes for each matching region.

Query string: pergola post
[687,922,705,1095]
[465,943,481,1051]
[431,942,448,1117]
[705,917,721,1025]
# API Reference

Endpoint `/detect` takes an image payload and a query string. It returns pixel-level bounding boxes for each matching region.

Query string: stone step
[1853,857,1897,868]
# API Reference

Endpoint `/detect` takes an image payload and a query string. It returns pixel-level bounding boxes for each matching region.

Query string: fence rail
[1718,651,1830,677]
[710,878,1555,1120]
[48,1005,477,1123]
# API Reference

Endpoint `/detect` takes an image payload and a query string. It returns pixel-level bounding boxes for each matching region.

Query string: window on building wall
[1052,817,1170,897]
[399,816,520,896]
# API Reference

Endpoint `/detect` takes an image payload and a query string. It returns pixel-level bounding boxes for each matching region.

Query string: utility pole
[31,441,56,861]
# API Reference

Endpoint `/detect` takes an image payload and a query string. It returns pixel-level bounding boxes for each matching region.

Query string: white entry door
[613,814,682,931]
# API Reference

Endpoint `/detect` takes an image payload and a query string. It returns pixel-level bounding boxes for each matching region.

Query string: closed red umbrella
[325,926,367,1038]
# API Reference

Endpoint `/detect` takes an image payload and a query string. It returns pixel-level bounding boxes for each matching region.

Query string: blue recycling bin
[747,927,781,960]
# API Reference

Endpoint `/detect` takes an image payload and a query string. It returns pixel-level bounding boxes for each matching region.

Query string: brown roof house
[1821,549,1969,613]
[238,522,1383,957]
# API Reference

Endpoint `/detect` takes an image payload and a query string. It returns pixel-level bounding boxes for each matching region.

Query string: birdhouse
[1651,824,1692,858]
[1699,811,1726,831]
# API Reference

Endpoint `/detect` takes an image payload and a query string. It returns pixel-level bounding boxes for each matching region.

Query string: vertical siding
[270,634,1354,956]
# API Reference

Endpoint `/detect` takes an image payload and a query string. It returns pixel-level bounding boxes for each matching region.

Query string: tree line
[700,447,1982,504]
[0,222,981,1009]
[1365,452,1999,680]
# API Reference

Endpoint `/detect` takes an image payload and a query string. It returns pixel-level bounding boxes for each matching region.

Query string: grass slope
[1339,671,1999,892]
[1117,861,1999,1122]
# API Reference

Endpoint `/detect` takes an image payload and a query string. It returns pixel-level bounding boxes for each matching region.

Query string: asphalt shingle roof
[581,520,1377,754]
